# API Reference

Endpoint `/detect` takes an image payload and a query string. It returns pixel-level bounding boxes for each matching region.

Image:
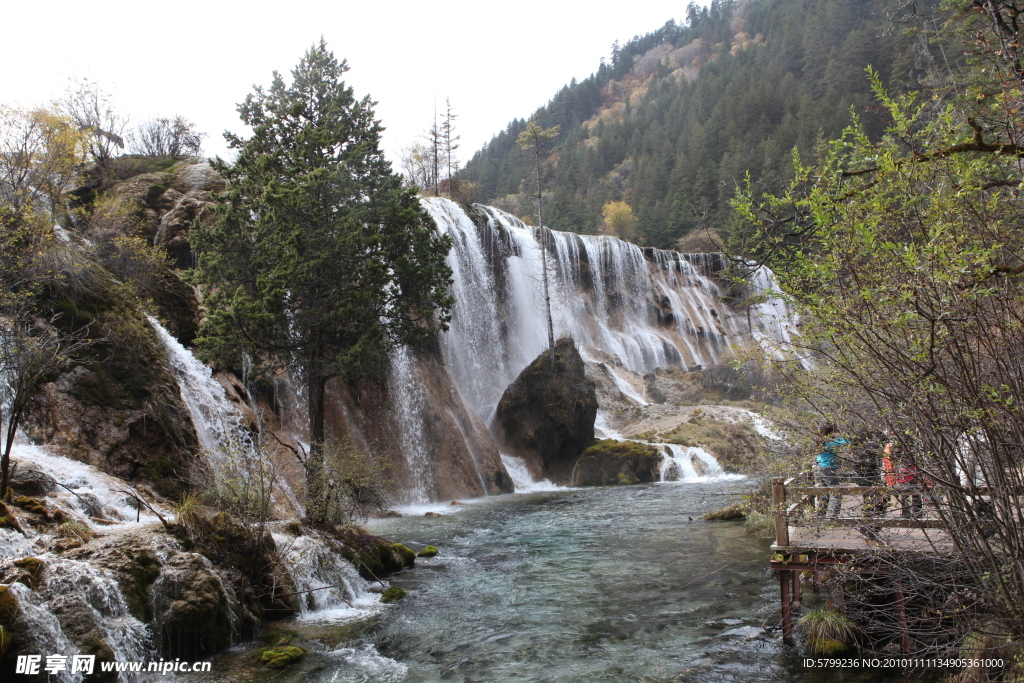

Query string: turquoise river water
[205,481,920,683]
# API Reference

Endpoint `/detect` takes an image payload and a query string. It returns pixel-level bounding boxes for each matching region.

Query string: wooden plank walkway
[767,474,953,647]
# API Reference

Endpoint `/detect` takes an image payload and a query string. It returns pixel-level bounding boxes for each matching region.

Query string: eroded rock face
[27,363,197,499]
[570,439,662,486]
[149,552,235,658]
[319,342,514,502]
[492,338,598,483]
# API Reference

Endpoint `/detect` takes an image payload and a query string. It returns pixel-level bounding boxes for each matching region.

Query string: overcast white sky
[3,0,700,168]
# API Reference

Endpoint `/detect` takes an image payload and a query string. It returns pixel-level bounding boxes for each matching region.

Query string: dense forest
[461,0,944,248]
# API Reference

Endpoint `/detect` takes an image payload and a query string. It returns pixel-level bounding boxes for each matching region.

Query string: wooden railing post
[772,477,789,547]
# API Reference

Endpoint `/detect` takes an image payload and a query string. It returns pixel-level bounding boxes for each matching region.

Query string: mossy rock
[703,503,746,521]
[261,645,307,669]
[808,637,849,655]
[12,496,51,520]
[13,495,44,510]
[0,502,24,534]
[417,545,438,558]
[392,543,416,567]
[0,623,10,655]
[13,557,44,574]
[380,587,406,604]
[571,439,661,486]
[0,585,18,623]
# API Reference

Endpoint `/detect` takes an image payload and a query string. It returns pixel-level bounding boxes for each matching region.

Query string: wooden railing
[770,475,948,549]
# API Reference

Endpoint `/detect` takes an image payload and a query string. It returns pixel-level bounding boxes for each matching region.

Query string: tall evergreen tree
[517,120,560,367]
[191,40,453,523]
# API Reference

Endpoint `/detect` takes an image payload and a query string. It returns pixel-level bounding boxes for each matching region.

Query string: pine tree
[441,97,460,192]
[517,119,560,367]
[191,40,453,523]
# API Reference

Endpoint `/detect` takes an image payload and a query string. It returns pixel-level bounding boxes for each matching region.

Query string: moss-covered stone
[703,503,747,521]
[380,587,406,604]
[392,543,416,567]
[260,645,307,668]
[331,525,412,579]
[0,585,18,623]
[417,545,438,558]
[13,557,44,574]
[571,439,661,486]
[0,502,24,534]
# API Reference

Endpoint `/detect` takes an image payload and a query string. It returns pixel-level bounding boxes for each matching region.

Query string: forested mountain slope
[461,0,942,248]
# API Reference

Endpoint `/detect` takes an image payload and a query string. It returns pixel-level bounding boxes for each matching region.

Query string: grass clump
[56,519,94,543]
[173,494,210,538]
[703,503,746,521]
[798,606,859,654]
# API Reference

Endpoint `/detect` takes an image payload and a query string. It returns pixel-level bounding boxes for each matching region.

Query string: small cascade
[270,532,375,619]
[3,552,155,683]
[44,560,155,665]
[386,347,433,504]
[6,583,83,683]
[498,454,564,492]
[149,317,254,458]
[656,443,734,483]
[8,442,169,525]
[742,264,814,370]
[593,411,624,440]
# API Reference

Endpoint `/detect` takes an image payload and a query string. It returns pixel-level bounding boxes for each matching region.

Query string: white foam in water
[499,454,566,492]
[327,643,409,682]
[270,533,379,622]
[8,442,167,527]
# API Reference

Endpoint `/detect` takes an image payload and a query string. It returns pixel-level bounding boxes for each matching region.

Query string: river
[202,480,919,683]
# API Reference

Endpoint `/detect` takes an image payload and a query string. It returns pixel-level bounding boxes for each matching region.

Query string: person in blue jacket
[815,423,849,518]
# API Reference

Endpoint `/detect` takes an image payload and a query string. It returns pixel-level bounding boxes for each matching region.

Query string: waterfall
[270,532,375,620]
[386,347,436,504]
[742,264,814,369]
[149,317,254,458]
[421,198,774,424]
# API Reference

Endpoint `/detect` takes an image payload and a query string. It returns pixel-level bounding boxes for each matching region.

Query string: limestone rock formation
[570,439,662,486]
[320,342,514,502]
[492,338,598,482]
[27,360,197,500]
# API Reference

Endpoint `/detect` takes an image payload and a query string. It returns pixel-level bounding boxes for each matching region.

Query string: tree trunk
[536,158,555,368]
[305,371,328,525]
[1,409,22,500]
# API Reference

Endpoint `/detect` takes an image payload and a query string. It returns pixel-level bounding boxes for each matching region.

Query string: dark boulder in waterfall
[492,338,598,482]
[570,439,662,486]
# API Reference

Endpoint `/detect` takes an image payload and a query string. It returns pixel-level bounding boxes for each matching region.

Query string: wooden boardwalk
[768,474,950,648]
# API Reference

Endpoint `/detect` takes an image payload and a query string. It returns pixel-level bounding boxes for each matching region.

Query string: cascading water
[656,443,734,482]
[149,317,254,458]
[423,199,760,424]
[742,263,814,369]
[269,532,376,619]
